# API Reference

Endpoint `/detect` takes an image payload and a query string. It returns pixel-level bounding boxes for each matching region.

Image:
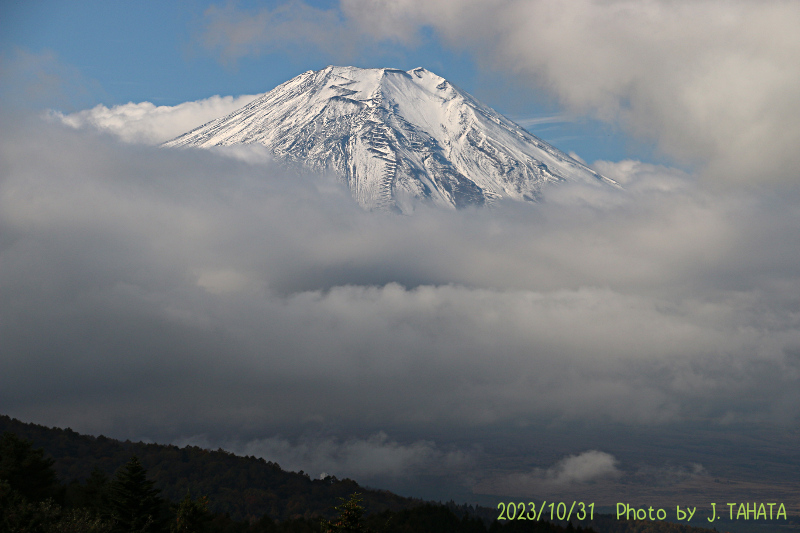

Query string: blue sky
[1,0,644,165]
[2,0,800,517]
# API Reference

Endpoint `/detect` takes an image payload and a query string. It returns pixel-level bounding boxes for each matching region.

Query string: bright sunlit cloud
[199,0,800,185]
[52,94,263,145]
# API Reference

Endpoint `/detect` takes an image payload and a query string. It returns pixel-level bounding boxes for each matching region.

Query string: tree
[83,467,112,510]
[322,492,372,533]
[0,431,58,502]
[43,502,115,533]
[171,491,210,533]
[108,456,165,532]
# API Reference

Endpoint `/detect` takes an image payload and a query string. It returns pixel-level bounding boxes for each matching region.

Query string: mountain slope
[165,66,618,211]
[2,415,732,533]
[0,414,418,522]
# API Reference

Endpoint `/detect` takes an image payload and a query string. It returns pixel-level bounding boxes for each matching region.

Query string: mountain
[165,66,618,212]
[3,414,733,533]
[0,414,419,522]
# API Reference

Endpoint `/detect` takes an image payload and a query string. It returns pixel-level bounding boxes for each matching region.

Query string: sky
[2,0,800,518]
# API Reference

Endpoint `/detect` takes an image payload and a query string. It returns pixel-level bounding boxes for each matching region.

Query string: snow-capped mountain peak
[165,66,618,211]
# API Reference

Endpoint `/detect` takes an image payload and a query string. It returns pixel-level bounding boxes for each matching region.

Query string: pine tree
[0,431,58,502]
[83,467,111,511]
[322,492,371,533]
[108,456,164,533]
[171,491,210,533]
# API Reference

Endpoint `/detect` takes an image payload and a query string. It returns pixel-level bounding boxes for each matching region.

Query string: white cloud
[167,431,472,497]
[221,432,469,479]
[52,93,262,145]
[549,451,620,485]
[198,0,800,184]
[478,450,621,496]
[475,452,719,501]
[342,0,800,184]
[509,114,573,129]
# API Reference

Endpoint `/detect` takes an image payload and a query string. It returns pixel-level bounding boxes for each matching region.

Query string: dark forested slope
[1,415,728,533]
[0,415,414,522]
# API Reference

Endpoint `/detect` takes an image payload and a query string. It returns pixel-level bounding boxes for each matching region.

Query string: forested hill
[1,414,726,533]
[0,414,416,522]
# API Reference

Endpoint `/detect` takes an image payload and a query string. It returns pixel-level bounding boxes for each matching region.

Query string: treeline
[1,428,355,532]
[0,415,415,522]
[0,415,722,533]
[0,430,593,533]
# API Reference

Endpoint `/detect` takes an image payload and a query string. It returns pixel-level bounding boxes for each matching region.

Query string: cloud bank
[2,115,799,441]
[175,431,469,481]
[53,93,262,145]
[484,450,621,495]
[199,0,800,184]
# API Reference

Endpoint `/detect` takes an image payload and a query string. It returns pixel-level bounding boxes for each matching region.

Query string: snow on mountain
[164,66,618,211]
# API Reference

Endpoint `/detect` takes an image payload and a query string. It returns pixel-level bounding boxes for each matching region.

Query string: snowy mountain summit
[166,66,617,211]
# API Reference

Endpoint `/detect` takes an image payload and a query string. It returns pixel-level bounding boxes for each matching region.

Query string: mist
[2,109,798,502]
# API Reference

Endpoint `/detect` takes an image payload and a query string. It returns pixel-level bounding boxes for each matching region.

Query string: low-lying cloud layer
[2,111,799,498]
[176,431,469,481]
[482,450,621,495]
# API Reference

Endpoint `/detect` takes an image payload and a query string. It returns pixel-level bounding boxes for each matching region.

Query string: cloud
[52,94,263,145]
[4,0,800,504]
[549,451,620,485]
[476,452,718,501]
[631,462,708,487]
[3,114,799,430]
[175,431,469,480]
[198,1,365,65]
[343,0,800,184]
[197,1,800,185]
[0,48,102,112]
[487,451,621,495]
[508,114,573,129]
[1,112,799,499]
